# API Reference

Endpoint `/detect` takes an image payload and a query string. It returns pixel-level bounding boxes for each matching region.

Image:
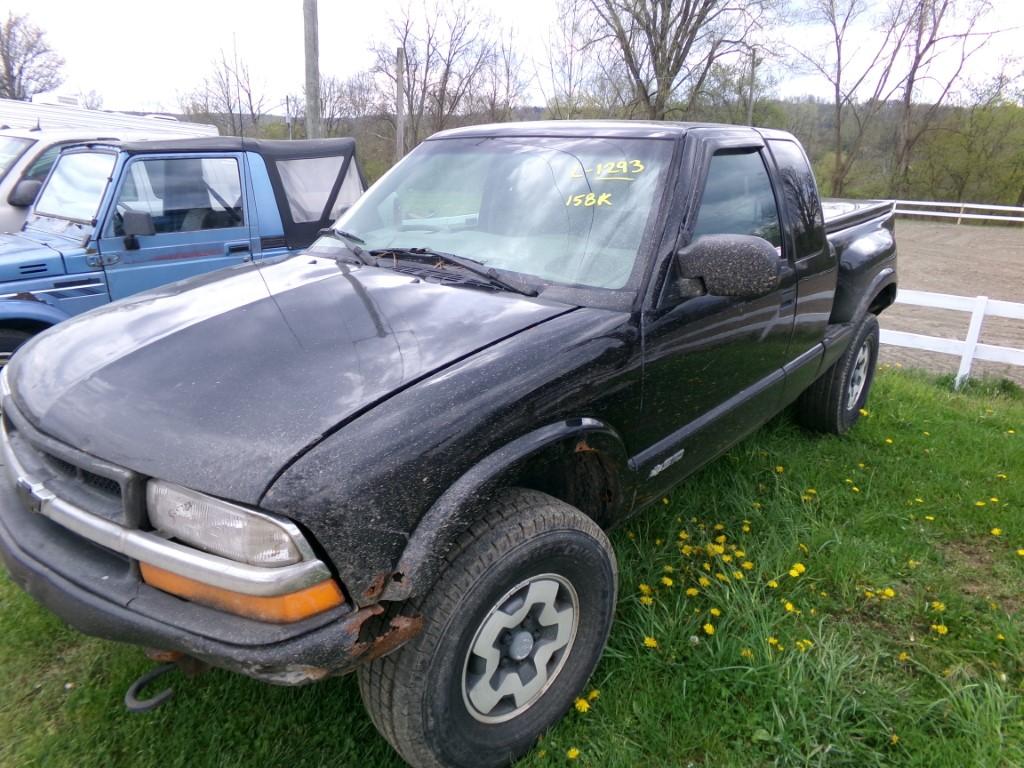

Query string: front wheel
[358,488,617,768]
[796,314,880,435]
[0,329,32,368]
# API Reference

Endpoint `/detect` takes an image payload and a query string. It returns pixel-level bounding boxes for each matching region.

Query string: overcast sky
[6,0,1023,114]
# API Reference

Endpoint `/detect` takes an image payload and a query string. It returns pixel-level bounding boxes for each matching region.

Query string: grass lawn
[1,368,1021,768]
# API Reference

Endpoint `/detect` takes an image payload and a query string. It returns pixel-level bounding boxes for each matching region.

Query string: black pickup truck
[0,121,896,768]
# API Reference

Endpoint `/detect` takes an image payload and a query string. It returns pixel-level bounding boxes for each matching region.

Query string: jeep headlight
[146,480,304,567]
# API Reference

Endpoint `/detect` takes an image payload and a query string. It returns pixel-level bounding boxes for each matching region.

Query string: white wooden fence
[879,289,1024,388]
[894,200,1024,224]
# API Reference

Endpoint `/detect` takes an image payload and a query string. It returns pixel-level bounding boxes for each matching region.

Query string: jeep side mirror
[676,234,780,299]
[8,178,43,208]
[122,210,156,237]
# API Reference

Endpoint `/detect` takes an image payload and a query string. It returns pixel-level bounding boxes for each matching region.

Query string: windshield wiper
[316,228,375,265]
[369,247,538,297]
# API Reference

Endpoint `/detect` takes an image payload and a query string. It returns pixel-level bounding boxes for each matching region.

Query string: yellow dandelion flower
[996,473,1007,480]
[930,601,946,613]
[864,590,876,599]
[924,515,935,521]
[678,530,689,541]
[884,437,893,444]
[699,576,711,588]
[715,572,729,582]
[742,523,752,533]
[976,500,988,507]
[908,559,920,568]
[574,697,590,713]
[681,544,693,556]
[661,497,670,505]
[851,486,861,493]
[710,607,722,617]
[991,528,1003,536]
[785,601,796,613]
[740,647,754,659]
[639,583,652,595]
[801,494,813,502]
[775,465,785,474]
[1017,549,1024,557]
[640,595,654,606]
[767,579,779,588]
[722,554,733,563]
[859,408,870,417]
[713,523,725,531]
[881,587,896,599]
[660,576,674,587]
[643,635,658,648]
[914,497,924,504]
[991,497,1000,503]
[996,633,1006,641]
[567,747,580,760]
[890,734,900,746]
[742,561,754,570]
[732,571,744,580]
[702,623,715,636]
[767,636,779,647]
[587,688,600,701]
[931,624,949,636]
[898,651,910,662]
[685,587,699,597]
[734,549,746,558]
[627,531,636,539]
[750,502,762,510]
[845,478,853,484]
[663,565,675,574]
[655,538,663,546]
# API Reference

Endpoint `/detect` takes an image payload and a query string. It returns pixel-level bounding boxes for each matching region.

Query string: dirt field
[878,218,1024,384]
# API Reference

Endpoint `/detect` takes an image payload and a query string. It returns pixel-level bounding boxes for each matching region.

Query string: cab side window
[691,150,782,249]
[112,157,244,236]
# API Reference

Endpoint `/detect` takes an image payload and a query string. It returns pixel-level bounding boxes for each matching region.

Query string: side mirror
[8,178,43,207]
[122,210,155,237]
[676,234,780,299]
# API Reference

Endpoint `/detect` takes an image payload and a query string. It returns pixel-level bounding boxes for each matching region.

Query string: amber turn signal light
[140,562,344,623]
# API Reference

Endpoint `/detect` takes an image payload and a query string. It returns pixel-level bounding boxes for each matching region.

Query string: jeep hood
[8,255,573,503]
[0,230,68,282]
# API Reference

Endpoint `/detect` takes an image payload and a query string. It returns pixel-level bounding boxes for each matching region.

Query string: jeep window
[34,150,116,223]
[277,156,345,223]
[24,144,63,182]
[692,150,782,249]
[330,137,674,290]
[0,136,32,181]
[768,139,826,257]
[110,157,244,235]
[330,161,363,221]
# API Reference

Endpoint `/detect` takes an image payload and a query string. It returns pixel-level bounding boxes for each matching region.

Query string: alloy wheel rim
[461,573,579,724]
[847,340,871,410]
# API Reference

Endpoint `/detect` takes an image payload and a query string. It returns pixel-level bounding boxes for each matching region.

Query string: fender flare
[0,298,70,329]
[379,417,633,602]
[832,265,897,325]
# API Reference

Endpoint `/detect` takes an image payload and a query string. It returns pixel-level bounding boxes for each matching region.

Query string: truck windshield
[0,136,32,181]
[34,150,116,223]
[331,136,673,290]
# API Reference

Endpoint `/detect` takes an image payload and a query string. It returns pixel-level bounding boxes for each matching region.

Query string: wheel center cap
[508,630,535,661]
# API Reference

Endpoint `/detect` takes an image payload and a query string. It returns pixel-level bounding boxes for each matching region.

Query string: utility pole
[303,0,322,139]
[395,47,406,162]
[746,47,757,126]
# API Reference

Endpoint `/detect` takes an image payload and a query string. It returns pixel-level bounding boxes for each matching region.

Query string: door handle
[226,242,251,254]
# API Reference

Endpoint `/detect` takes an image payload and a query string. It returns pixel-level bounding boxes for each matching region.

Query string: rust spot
[143,649,208,678]
[145,649,182,663]
[353,614,424,663]
[575,438,595,453]
[361,572,390,601]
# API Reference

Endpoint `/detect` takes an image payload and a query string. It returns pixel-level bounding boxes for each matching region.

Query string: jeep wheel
[796,314,880,435]
[358,488,617,768]
[0,329,32,368]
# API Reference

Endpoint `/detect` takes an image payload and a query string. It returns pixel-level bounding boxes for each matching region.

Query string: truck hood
[0,231,67,282]
[8,255,574,504]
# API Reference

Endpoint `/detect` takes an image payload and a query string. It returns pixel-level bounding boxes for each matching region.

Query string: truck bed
[822,199,895,235]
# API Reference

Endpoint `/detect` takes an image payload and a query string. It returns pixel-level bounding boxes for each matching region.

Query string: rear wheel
[0,329,32,368]
[796,314,880,434]
[358,488,617,768]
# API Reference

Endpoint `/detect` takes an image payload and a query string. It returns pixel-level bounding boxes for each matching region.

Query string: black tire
[358,488,617,768]
[0,328,32,368]
[796,314,880,435]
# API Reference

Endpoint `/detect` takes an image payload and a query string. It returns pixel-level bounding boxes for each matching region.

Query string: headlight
[147,481,305,567]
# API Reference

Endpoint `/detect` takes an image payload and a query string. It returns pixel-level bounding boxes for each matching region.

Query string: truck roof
[430,120,797,142]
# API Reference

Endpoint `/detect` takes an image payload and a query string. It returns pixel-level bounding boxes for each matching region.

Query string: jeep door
[634,136,797,501]
[95,153,253,300]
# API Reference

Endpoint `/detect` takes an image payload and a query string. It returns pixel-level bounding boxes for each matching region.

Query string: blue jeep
[0,136,363,362]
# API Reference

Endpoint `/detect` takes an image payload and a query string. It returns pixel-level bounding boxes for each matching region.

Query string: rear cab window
[766,139,826,259]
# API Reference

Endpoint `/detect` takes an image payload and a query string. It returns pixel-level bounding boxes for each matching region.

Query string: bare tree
[794,0,914,196]
[0,13,64,100]
[581,0,776,120]
[474,30,528,122]
[538,0,593,119]
[372,2,498,147]
[179,51,267,137]
[889,0,993,196]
